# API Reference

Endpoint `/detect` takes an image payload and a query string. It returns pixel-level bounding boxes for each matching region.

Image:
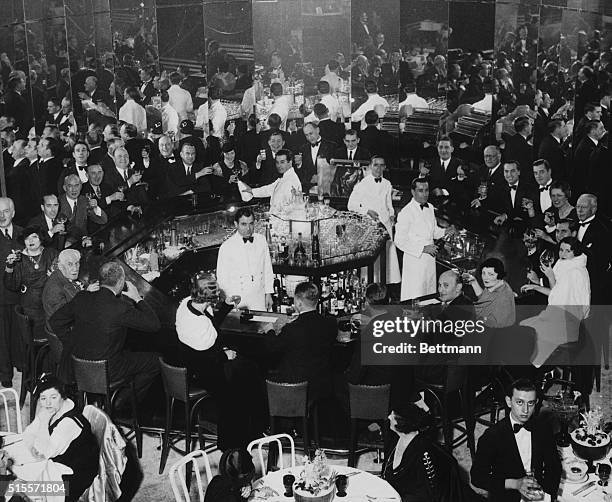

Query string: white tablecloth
[256,465,401,501]
[559,446,610,502]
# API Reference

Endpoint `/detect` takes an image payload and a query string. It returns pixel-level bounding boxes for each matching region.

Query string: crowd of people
[1,7,612,502]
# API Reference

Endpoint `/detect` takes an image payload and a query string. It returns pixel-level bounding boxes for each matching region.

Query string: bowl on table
[570,428,611,462]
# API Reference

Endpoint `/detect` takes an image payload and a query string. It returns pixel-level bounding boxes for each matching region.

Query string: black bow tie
[243,237,254,243]
[579,220,591,227]
[420,203,428,210]
[513,422,532,434]
[539,184,550,192]
[77,165,86,171]
[509,185,518,191]
[311,141,321,147]
[374,177,382,183]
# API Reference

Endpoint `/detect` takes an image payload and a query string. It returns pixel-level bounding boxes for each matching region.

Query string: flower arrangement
[580,407,604,436]
[295,449,337,496]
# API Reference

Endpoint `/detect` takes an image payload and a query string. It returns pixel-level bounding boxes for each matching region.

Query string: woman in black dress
[21,375,99,501]
[4,226,59,339]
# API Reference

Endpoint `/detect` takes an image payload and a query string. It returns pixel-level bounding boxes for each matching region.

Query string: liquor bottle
[279,236,288,262]
[311,227,321,265]
[329,288,338,316]
[265,223,272,247]
[336,275,346,315]
[272,276,281,313]
[149,244,159,272]
[294,232,306,265]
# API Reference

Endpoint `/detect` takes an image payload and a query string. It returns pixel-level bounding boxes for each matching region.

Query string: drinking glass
[282,474,295,497]
[597,463,611,486]
[539,249,555,268]
[335,474,348,497]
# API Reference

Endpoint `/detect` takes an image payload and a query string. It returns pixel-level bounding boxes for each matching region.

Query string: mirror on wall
[0,0,25,25]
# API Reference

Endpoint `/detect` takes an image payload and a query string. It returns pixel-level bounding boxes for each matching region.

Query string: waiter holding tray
[216,206,274,311]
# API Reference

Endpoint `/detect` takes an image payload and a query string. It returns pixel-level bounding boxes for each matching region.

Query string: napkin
[238,181,253,201]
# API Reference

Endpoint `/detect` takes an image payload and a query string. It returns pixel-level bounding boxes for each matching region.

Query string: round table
[255,465,401,501]
[559,446,611,502]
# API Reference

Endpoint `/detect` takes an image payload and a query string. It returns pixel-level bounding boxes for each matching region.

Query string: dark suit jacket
[0,225,23,305]
[87,146,106,166]
[572,137,599,197]
[504,134,533,184]
[166,160,212,194]
[297,139,336,191]
[28,213,64,250]
[580,216,612,304]
[49,288,161,373]
[486,181,540,219]
[358,126,394,159]
[317,119,344,146]
[139,81,156,106]
[42,269,81,320]
[538,135,567,181]
[428,156,461,192]
[379,61,412,92]
[478,163,506,192]
[38,157,64,196]
[3,90,30,137]
[470,416,561,502]
[266,310,337,402]
[236,129,261,166]
[58,194,108,241]
[6,159,36,224]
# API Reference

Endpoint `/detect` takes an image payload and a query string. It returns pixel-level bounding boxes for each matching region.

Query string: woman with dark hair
[465,257,516,327]
[543,181,577,228]
[10,375,99,501]
[204,448,256,502]
[521,236,590,366]
[212,143,250,200]
[5,226,59,338]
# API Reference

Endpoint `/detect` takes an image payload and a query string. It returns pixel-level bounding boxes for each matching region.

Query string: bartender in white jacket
[395,177,455,301]
[240,149,302,213]
[216,206,274,311]
[347,156,401,284]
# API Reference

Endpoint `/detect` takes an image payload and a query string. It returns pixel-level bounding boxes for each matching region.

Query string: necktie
[123,170,129,183]
[374,177,382,183]
[243,237,254,243]
[539,184,550,192]
[420,203,428,210]
[186,165,191,176]
[509,185,518,191]
[94,185,101,198]
[348,151,353,161]
[2,228,8,238]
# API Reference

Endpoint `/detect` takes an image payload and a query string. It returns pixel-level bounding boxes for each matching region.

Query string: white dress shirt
[351,93,389,129]
[269,95,291,129]
[195,103,209,132]
[168,84,194,121]
[45,215,54,237]
[240,86,257,117]
[509,416,532,473]
[216,232,274,311]
[2,223,14,239]
[320,94,342,122]
[118,100,147,133]
[538,181,552,212]
[310,141,321,165]
[398,93,428,116]
[208,100,228,139]
[175,297,218,351]
[320,73,343,95]
[252,167,302,213]
[578,215,595,242]
[162,103,180,136]
[74,164,89,184]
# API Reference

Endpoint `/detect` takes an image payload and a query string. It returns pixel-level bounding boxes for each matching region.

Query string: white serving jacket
[252,167,302,214]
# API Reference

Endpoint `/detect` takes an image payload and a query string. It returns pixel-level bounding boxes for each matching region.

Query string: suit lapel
[502,417,526,476]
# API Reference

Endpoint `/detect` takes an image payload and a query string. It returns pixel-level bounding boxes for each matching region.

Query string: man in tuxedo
[471,379,561,502]
[428,136,461,196]
[379,48,411,94]
[28,194,66,250]
[121,122,155,169]
[265,282,337,404]
[295,122,336,192]
[82,163,117,225]
[254,130,286,186]
[86,129,105,165]
[100,138,125,177]
[58,141,90,193]
[314,103,344,146]
[505,116,534,185]
[573,102,602,146]
[59,175,108,246]
[45,98,64,127]
[0,197,23,387]
[330,129,370,196]
[4,76,30,138]
[36,137,64,196]
[100,147,147,216]
[538,119,567,182]
[49,261,161,403]
[484,161,540,225]
[138,67,156,107]
[576,194,611,304]
[573,120,606,200]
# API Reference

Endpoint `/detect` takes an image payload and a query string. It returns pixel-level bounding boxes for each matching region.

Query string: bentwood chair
[168,449,213,502]
[0,388,22,434]
[247,433,296,477]
[71,355,142,457]
[158,357,212,477]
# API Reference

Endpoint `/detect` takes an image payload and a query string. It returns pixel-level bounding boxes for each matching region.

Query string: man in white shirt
[242,149,302,213]
[160,90,179,137]
[119,87,147,133]
[167,71,193,121]
[268,82,290,129]
[398,83,428,118]
[320,60,344,95]
[351,80,389,130]
[532,159,553,212]
[395,177,454,301]
[216,207,274,311]
[317,81,342,122]
[208,86,228,139]
[241,74,263,118]
[348,156,400,284]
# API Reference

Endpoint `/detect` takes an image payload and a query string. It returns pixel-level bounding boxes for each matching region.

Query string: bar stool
[158,357,212,475]
[348,383,390,468]
[14,305,49,421]
[416,366,476,457]
[266,380,311,453]
[71,355,142,457]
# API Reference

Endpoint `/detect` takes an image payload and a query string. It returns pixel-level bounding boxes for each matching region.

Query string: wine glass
[539,249,555,268]
[597,463,611,486]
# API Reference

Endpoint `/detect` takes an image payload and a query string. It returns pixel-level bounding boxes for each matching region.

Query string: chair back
[169,449,213,502]
[72,356,110,396]
[247,433,295,477]
[14,305,34,347]
[0,388,22,434]
[266,380,308,418]
[44,325,64,371]
[348,384,391,421]
[159,357,189,402]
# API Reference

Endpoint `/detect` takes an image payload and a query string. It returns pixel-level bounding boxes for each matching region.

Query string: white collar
[579,215,595,225]
[2,223,14,237]
[281,167,295,178]
[589,137,599,146]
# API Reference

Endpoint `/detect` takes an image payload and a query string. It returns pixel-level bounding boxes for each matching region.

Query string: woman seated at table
[520,237,590,367]
[18,375,98,501]
[465,257,516,328]
[5,226,59,339]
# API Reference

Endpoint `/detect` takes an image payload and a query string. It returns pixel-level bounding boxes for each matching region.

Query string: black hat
[151,121,163,135]
[180,119,194,134]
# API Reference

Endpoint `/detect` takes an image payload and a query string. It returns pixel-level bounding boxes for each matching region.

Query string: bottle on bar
[272,276,281,313]
[279,236,288,263]
[294,232,306,265]
[329,287,338,316]
[149,243,159,272]
[265,223,272,247]
[311,227,321,265]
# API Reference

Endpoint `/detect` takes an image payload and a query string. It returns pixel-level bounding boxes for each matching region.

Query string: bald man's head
[438,270,463,303]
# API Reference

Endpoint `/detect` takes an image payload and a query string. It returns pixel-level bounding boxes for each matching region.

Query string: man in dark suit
[576,194,612,305]
[295,122,336,192]
[81,164,116,216]
[573,102,602,147]
[313,103,344,146]
[379,48,411,94]
[572,120,606,200]
[3,76,31,138]
[57,141,90,194]
[484,161,540,225]
[138,67,156,107]
[478,145,505,191]
[167,141,214,195]
[236,114,261,167]
[259,113,290,148]
[330,129,371,197]
[538,119,567,182]
[428,136,462,195]
[358,111,394,162]
[254,130,286,186]
[471,379,561,502]
[121,123,156,170]
[0,197,23,387]
[6,139,36,224]
[45,97,64,127]
[49,261,161,402]
[36,137,64,196]
[59,174,108,246]
[86,129,106,166]
[505,116,534,185]
[28,194,66,250]
[265,282,337,403]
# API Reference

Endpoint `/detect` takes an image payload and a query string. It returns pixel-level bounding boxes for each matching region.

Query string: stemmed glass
[539,248,555,268]
[597,463,611,486]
